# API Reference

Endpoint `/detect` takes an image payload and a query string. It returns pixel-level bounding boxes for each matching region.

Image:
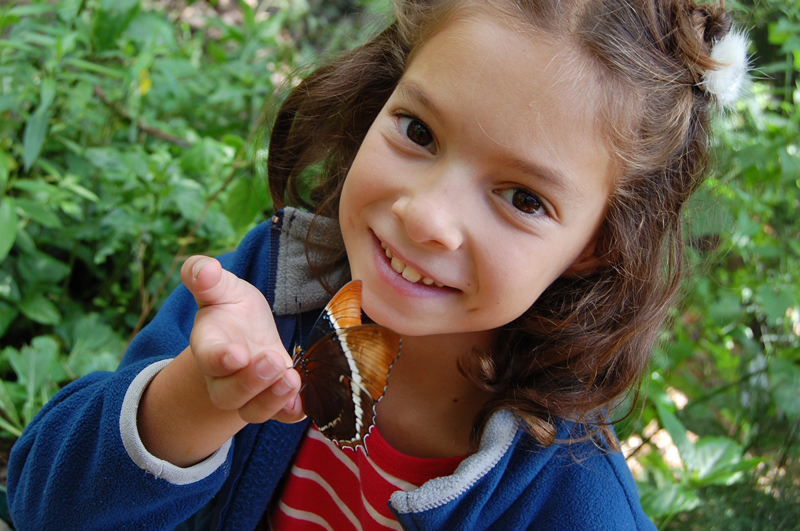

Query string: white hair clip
[702,30,750,107]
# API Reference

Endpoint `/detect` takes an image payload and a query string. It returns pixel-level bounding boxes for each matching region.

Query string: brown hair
[267,0,735,448]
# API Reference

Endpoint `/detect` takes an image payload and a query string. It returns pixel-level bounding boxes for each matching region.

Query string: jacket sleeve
[7,222,277,531]
[6,282,232,530]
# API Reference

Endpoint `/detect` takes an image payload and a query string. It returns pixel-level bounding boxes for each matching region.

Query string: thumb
[181,255,231,309]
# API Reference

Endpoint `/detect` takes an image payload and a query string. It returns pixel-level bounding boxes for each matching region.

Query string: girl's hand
[180,255,305,425]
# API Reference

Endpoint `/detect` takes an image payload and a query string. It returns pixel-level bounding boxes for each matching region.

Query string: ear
[561,235,608,279]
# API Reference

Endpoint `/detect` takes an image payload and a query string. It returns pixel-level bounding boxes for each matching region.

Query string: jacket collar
[272,207,348,316]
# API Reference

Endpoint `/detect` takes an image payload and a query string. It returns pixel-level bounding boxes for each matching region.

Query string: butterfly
[292,280,401,452]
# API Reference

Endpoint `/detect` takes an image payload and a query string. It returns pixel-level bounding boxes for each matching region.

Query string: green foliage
[617,1,800,528]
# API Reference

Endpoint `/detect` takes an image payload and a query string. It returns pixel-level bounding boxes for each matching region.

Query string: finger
[181,256,221,299]
[193,342,250,379]
[182,256,250,309]
[237,368,302,424]
[272,388,306,424]
[206,351,290,411]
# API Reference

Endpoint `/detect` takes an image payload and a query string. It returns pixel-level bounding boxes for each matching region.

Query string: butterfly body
[293,281,401,452]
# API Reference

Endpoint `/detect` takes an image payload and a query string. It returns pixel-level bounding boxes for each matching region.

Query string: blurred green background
[0,0,798,529]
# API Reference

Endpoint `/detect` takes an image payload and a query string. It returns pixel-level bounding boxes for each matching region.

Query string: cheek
[478,249,560,317]
[341,154,382,210]
[338,180,357,236]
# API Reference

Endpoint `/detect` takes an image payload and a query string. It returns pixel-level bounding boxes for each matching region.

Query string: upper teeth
[381,242,443,287]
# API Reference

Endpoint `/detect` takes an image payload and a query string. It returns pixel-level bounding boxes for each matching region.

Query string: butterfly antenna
[291,297,304,364]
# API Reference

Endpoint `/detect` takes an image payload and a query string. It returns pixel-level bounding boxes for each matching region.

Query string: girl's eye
[397,115,435,151]
[499,188,544,215]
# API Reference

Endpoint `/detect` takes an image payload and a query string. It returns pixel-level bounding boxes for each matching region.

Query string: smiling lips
[379,241,444,287]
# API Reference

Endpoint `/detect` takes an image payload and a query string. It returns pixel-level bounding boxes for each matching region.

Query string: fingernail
[283,395,299,412]
[192,258,212,281]
[272,376,295,396]
[224,351,245,369]
[255,356,279,380]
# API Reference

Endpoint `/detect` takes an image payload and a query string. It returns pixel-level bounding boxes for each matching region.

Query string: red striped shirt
[270,426,464,530]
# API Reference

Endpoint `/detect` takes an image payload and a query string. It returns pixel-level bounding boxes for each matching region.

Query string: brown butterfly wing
[297,336,356,443]
[338,326,401,402]
[298,324,401,452]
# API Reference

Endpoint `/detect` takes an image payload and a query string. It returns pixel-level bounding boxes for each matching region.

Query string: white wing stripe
[335,327,365,443]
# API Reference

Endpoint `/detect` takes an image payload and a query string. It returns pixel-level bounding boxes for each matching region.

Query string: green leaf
[8,4,58,17]
[0,12,20,34]
[66,313,123,377]
[59,201,83,220]
[61,175,100,202]
[0,199,17,263]
[13,198,62,229]
[0,301,19,339]
[13,227,35,255]
[57,0,83,22]
[654,400,696,469]
[639,483,701,519]
[0,415,23,438]
[224,177,260,231]
[0,269,20,302]
[221,134,244,153]
[179,138,234,177]
[11,179,60,196]
[19,293,62,325]
[0,152,9,188]
[691,437,743,484]
[707,291,742,328]
[5,337,59,393]
[17,250,70,286]
[21,78,58,172]
[4,336,61,425]
[769,357,800,420]
[239,0,257,37]
[39,77,56,112]
[0,94,22,115]
[35,158,62,179]
[0,378,22,434]
[23,110,51,172]
[169,182,205,221]
[685,186,735,238]
[755,285,795,326]
[125,12,176,51]
[92,0,140,51]
[61,57,125,78]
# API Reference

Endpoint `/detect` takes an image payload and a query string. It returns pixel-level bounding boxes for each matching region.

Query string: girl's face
[339,12,613,340]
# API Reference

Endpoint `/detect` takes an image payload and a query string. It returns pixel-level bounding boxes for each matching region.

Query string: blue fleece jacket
[7,208,657,531]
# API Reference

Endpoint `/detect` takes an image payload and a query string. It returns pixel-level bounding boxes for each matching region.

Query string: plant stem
[93,86,193,148]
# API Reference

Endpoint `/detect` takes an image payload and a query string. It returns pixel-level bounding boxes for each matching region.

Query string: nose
[391,176,465,251]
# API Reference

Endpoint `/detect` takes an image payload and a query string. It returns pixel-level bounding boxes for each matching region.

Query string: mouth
[378,240,445,288]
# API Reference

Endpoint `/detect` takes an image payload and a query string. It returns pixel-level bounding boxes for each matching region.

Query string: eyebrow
[501,156,585,203]
[396,79,586,204]
[395,80,448,129]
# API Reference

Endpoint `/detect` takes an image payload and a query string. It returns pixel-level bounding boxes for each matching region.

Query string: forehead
[397,12,613,201]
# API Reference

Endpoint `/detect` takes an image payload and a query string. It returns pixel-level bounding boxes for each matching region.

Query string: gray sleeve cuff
[119,359,233,485]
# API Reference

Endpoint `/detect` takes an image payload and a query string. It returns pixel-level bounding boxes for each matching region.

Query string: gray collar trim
[273,207,348,316]
[389,410,520,514]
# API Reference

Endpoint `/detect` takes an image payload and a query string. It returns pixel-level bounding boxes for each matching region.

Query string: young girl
[8,0,747,529]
